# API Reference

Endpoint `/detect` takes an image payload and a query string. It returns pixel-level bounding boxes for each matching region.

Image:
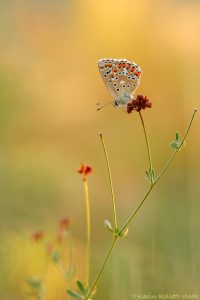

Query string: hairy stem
[139,111,153,185]
[86,237,118,299]
[99,133,118,230]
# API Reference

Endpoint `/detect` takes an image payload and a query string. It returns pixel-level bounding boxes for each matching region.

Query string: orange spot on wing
[118,63,122,69]
[130,67,136,72]
[134,71,141,76]
[113,68,117,72]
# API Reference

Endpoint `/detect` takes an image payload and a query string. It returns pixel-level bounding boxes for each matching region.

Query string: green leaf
[26,277,42,290]
[104,220,113,232]
[145,170,150,181]
[76,280,85,294]
[145,168,155,183]
[176,132,179,142]
[171,132,182,151]
[66,289,83,299]
[51,250,60,263]
[171,142,179,150]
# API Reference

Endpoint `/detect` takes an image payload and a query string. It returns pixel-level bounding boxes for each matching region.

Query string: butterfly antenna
[96,101,113,111]
[96,99,111,106]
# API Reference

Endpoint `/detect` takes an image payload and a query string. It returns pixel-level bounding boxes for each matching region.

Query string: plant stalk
[139,111,153,185]
[120,108,197,234]
[86,109,197,297]
[84,179,91,288]
[99,133,118,231]
[86,237,118,299]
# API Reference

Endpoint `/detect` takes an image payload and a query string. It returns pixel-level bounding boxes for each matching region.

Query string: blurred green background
[0,0,200,299]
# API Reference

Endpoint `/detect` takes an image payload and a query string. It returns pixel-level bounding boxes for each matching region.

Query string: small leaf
[145,168,155,184]
[176,132,179,142]
[171,132,182,151]
[145,170,150,180]
[66,289,83,299]
[171,142,179,150]
[104,220,113,232]
[26,277,42,290]
[76,280,85,294]
[51,250,60,263]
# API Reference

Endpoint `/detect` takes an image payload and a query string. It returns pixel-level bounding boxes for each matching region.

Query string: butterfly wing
[98,58,142,101]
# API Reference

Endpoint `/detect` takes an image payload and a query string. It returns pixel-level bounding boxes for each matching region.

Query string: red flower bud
[78,163,93,181]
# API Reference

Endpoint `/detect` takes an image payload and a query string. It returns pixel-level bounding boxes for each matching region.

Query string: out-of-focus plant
[26,218,74,300]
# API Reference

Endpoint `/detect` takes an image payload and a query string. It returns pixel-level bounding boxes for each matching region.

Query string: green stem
[56,232,74,281]
[154,108,197,184]
[86,237,118,299]
[99,133,118,230]
[86,109,197,297]
[139,111,153,185]
[38,284,45,300]
[66,232,74,280]
[84,179,91,288]
[119,108,197,234]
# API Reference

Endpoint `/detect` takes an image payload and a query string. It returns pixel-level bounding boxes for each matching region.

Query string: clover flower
[127,95,152,114]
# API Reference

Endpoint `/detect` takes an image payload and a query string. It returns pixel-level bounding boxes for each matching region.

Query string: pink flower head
[127,95,152,114]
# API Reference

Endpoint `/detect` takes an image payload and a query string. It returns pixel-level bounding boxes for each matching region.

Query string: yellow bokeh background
[0,0,200,299]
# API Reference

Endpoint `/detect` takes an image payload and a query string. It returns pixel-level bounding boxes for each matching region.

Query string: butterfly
[97,58,142,110]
